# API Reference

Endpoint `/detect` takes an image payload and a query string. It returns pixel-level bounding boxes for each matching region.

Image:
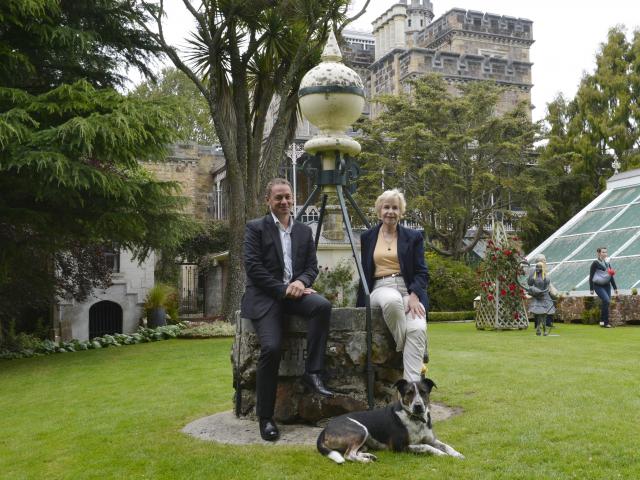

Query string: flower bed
[0,325,182,360]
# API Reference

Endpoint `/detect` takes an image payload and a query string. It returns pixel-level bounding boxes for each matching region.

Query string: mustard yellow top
[373,229,401,278]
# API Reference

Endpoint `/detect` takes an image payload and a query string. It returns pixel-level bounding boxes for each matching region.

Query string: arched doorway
[89,301,123,339]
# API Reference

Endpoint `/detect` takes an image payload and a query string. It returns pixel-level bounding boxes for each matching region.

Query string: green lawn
[1,323,638,479]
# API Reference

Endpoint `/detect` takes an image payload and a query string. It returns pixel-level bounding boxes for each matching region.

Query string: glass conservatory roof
[527,171,640,293]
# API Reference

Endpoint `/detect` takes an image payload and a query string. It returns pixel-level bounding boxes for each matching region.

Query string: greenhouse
[527,168,640,294]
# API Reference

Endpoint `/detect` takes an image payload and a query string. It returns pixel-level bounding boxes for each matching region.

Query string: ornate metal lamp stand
[296,30,375,408]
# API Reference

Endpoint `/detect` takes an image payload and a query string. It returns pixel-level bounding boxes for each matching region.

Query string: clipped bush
[426,253,477,311]
[429,311,476,322]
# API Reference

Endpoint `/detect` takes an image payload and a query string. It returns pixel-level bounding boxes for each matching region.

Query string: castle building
[289,1,534,143]
[367,1,534,118]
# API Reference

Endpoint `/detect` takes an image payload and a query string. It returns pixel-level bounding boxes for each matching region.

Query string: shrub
[144,283,179,323]
[0,325,183,360]
[632,288,638,295]
[426,253,477,311]
[313,260,358,307]
[581,306,601,325]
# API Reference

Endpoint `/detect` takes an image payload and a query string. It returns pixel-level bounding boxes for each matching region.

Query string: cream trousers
[370,275,427,381]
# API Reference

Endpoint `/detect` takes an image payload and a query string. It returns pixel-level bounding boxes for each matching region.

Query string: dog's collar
[408,412,428,423]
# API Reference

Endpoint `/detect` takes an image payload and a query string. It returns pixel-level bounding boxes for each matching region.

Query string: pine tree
[529,27,640,250]
[0,1,193,328]
[356,74,544,259]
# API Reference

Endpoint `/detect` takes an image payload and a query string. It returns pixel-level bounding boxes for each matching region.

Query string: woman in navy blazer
[357,189,429,381]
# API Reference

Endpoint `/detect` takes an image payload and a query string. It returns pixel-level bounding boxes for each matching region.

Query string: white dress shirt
[271,211,293,284]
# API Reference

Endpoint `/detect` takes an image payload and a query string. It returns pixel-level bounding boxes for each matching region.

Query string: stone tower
[406,0,435,37]
[369,4,534,119]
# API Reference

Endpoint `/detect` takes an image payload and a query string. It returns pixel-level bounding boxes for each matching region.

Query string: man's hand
[614,289,619,296]
[303,287,316,296]
[285,280,306,299]
[590,290,595,296]
[405,292,426,318]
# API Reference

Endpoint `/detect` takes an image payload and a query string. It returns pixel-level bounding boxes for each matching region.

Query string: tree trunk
[222,167,248,322]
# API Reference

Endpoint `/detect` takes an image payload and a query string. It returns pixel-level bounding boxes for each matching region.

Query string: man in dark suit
[241,178,333,441]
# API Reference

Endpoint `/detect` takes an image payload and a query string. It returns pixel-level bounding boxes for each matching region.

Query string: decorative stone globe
[299,30,365,156]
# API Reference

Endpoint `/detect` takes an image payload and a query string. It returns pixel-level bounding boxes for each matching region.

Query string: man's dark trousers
[251,293,331,418]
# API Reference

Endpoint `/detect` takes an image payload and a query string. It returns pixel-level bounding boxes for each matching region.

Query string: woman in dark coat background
[527,255,556,336]
[589,246,618,328]
[356,189,429,380]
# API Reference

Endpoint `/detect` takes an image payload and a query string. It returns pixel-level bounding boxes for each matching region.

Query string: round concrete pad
[182,404,461,445]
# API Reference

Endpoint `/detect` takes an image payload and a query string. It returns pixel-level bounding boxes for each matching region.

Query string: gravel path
[182,403,461,446]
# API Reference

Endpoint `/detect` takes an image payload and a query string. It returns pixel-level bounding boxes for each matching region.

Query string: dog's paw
[450,451,465,459]
[350,452,377,463]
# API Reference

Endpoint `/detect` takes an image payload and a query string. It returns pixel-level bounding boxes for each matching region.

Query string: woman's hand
[406,292,426,318]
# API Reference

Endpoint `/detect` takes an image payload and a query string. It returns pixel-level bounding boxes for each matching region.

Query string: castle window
[408,19,412,27]
[103,245,120,273]
[421,19,424,27]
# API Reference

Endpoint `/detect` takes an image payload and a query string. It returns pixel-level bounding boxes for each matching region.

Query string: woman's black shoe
[259,418,279,441]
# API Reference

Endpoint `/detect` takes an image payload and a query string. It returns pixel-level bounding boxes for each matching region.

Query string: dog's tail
[317,429,345,464]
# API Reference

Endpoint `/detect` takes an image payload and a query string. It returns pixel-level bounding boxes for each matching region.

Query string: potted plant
[144,284,176,328]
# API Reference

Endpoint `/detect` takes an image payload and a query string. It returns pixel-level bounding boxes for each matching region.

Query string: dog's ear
[393,378,408,394]
[422,377,437,393]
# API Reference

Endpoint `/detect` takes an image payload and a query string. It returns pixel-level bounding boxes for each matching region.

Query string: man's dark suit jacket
[356,223,429,310]
[241,214,319,320]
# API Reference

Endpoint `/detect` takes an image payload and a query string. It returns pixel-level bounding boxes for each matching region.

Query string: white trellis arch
[475,222,529,330]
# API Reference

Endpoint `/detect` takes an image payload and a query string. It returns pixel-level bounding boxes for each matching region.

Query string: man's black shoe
[259,418,279,442]
[302,372,334,397]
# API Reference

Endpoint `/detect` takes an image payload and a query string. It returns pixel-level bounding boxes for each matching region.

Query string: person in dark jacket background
[589,246,618,328]
[356,189,429,380]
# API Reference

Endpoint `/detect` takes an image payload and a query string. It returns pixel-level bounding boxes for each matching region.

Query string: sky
[139,1,640,123]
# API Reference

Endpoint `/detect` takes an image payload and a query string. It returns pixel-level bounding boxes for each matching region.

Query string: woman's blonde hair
[532,254,547,279]
[374,189,406,218]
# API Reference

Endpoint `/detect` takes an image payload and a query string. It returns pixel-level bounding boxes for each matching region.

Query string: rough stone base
[183,404,461,445]
[232,307,415,424]
[555,295,640,326]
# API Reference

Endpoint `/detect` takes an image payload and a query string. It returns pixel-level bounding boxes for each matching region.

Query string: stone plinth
[232,308,405,424]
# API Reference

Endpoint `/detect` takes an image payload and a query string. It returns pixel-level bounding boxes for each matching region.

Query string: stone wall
[555,295,640,326]
[141,143,224,220]
[420,9,533,49]
[232,307,407,424]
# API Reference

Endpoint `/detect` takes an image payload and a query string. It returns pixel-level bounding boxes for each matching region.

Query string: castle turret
[406,0,434,35]
[372,3,408,60]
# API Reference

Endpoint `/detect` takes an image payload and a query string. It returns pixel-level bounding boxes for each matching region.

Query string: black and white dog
[317,377,464,463]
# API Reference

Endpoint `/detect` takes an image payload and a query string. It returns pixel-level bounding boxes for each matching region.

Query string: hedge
[429,311,476,322]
